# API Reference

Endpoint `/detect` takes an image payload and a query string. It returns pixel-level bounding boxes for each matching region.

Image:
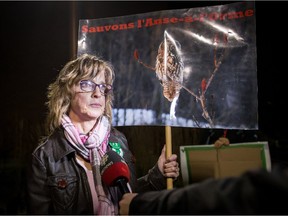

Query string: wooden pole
[165,125,173,189]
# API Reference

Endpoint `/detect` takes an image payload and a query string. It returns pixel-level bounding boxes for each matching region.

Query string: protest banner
[78,1,257,130]
[78,2,258,188]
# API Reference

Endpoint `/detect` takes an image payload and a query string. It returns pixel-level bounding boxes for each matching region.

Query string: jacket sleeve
[26,146,51,214]
[129,166,288,214]
[135,164,166,192]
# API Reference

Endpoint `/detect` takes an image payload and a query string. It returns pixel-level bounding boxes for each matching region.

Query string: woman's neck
[68,113,98,135]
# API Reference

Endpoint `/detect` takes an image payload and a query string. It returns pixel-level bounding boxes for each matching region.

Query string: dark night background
[0,1,287,214]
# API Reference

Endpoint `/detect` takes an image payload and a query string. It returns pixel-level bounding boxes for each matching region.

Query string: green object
[109,142,123,157]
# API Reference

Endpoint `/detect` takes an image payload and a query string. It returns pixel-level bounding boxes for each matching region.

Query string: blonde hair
[45,54,115,134]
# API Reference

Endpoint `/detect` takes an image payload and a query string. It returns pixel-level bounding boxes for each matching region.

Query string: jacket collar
[50,128,76,162]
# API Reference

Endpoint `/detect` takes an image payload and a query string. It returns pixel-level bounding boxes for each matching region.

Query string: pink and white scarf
[61,114,116,215]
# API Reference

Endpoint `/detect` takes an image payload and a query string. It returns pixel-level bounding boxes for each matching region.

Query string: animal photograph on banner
[77,1,257,130]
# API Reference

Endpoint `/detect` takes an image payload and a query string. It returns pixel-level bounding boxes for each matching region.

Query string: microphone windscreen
[100,150,130,186]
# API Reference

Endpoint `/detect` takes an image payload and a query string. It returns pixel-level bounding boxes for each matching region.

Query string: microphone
[100,150,131,195]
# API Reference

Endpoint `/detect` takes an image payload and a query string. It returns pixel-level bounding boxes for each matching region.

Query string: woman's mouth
[90,103,101,108]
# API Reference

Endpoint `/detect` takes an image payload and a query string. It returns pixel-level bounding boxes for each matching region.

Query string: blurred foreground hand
[119,193,138,215]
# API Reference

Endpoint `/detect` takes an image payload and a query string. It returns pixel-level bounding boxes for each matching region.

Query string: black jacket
[27,127,166,214]
[130,165,288,214]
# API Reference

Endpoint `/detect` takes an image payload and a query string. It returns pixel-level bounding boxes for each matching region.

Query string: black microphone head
[100,150,130,187]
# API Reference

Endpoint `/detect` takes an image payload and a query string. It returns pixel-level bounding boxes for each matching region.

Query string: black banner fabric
[78,2,257,129]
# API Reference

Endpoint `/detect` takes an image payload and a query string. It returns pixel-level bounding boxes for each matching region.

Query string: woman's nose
[92,86,102,97]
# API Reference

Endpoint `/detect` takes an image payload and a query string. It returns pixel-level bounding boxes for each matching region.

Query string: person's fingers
[163,166,180,178]
[219,137,230,145]
[214,137,230,148]
[166,154,177,162]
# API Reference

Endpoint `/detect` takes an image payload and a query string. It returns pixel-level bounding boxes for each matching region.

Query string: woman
[26,54,179,215]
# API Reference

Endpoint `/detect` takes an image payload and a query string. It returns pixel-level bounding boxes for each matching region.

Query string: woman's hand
[157,145,180,179]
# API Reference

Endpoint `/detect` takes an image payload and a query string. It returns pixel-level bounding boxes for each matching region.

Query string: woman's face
[69,70,106,122]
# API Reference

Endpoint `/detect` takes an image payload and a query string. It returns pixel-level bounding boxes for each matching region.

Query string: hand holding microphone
[100,150,132,195]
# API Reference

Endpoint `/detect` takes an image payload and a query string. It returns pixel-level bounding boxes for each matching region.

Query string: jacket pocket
[47,175,78,210]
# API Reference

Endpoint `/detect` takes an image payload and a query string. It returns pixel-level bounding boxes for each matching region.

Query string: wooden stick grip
[165,125,173,189]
